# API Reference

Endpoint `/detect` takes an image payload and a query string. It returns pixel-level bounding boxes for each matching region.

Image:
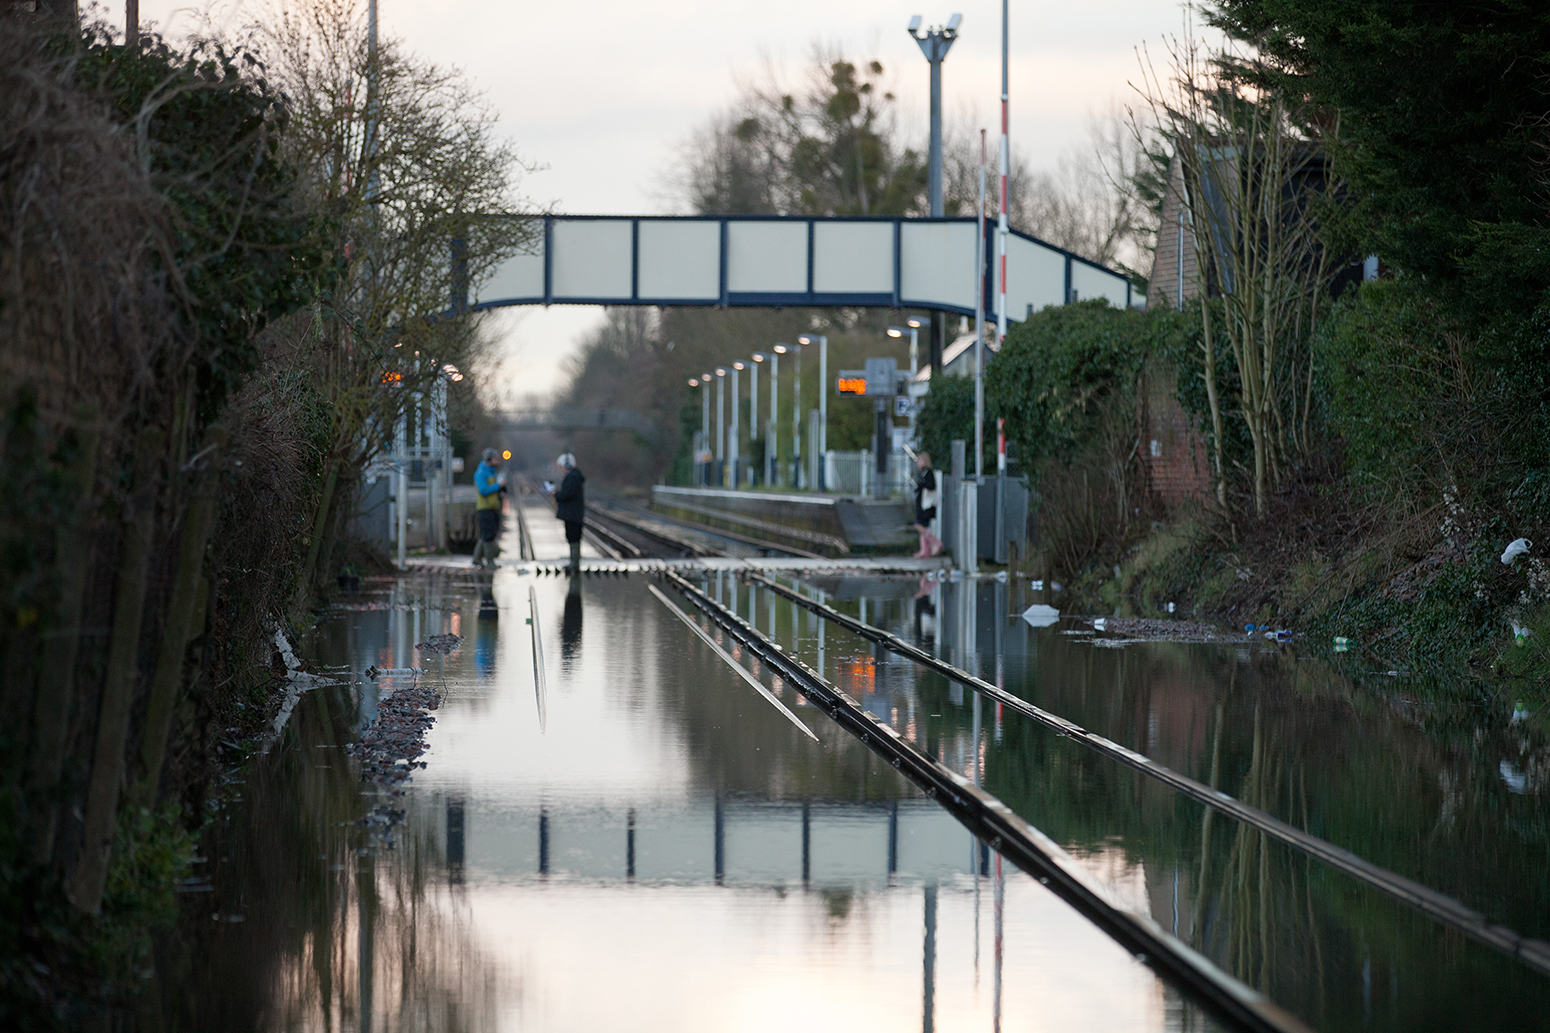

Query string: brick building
[1142,154,1213,505]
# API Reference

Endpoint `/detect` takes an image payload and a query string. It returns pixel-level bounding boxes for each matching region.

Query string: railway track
[744,569,1550,983]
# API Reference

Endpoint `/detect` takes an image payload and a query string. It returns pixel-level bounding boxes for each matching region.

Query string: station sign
[836,371,869,396]
[835,357,902,398]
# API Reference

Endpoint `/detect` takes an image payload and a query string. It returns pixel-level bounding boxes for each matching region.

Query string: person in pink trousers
[912,452,943,559]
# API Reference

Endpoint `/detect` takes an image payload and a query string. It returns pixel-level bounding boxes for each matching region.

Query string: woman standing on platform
[912,452,942,558]
[553,453,585,574]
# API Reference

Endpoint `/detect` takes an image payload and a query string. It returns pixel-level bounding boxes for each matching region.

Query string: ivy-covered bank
[0,12,514,1026]
[916,0,1550,707]
[920,284,1550,707]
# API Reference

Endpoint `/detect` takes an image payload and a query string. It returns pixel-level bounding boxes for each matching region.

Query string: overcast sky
[137,0,1197,399]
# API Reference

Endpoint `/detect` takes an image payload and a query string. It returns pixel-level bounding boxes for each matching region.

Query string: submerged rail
[527,585,547,732]
[646,583,818,742]
[661,569,1311,1033]
[748,571,1550,979]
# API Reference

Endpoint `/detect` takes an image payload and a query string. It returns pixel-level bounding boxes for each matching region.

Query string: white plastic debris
[1512,620,1533,647]
[1502,538,1532,565]
[1021,604,1061,628]
[1092,617,1107,631]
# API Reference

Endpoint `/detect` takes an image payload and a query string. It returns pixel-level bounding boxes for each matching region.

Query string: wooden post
[129,429,225,810]
[68,427,162,914]
[26,407,100,863]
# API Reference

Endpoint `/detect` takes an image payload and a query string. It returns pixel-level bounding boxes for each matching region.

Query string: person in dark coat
[912,451,943,558]
[553,452,585,574]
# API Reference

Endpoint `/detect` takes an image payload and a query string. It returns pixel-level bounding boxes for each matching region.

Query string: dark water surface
[158,557,1550,1031]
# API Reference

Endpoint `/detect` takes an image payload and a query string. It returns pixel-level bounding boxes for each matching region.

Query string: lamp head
[733,361,745,371]
[688,378,699,387]
[945,12,961,34]
[715,367,726,377]
[773,343,788,354]
[907,14,922,34]
[887,327,905,338]
[906,317,925,329]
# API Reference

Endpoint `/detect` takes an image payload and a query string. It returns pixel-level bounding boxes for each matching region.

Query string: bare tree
[942,105,1161,278]
[663,45,923,216]
[243,0,536,586]
[1140,32,1337,515]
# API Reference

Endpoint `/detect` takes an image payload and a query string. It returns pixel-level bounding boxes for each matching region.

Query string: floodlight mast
[909,14,961,375]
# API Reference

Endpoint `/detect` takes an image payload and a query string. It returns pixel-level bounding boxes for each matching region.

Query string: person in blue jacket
[471,448,506,569]
[553,453,585,574]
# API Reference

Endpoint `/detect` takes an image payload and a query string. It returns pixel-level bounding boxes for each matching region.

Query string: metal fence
[823,450,912,498]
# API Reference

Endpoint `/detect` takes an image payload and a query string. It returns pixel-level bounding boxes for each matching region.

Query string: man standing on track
[554,453,585,575]
[472,448,506,569]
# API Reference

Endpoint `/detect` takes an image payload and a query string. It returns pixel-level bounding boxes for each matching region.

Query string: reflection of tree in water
[156,681,508,1032]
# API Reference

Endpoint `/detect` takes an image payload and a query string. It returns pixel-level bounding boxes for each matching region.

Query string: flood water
[154,508,1550,1032]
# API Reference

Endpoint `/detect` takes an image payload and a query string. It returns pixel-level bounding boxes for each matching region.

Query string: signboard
[838,358,903,397]
[865,357,899,397]
[836,371,869,396]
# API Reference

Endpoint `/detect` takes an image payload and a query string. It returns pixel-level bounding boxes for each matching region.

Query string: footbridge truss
[459,214,1134,318]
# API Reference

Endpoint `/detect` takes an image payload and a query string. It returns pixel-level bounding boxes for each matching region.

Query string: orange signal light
[501,450,512,460]
[837,377,868,395]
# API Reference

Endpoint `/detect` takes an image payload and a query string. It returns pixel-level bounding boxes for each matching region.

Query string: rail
[661,569,1311,1033]
[747,571,1550,979]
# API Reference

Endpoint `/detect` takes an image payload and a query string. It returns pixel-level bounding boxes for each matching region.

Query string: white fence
[823,450,912,498]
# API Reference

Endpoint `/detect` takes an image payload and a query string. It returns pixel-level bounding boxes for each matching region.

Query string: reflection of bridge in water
[440,795,989,886]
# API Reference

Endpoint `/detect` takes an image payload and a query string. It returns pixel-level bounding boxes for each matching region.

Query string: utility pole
[997,0,1009,347]
[976,130,987,480]
[909,14,961,375]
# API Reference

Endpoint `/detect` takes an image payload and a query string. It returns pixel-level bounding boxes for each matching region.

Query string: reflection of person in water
[913,577,937,647]
[561,576,582,670]
[475,585,498,678]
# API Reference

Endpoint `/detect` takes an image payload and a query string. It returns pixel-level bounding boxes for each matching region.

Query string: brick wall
[1141,368,1212,504]
[1148,155,1200,311]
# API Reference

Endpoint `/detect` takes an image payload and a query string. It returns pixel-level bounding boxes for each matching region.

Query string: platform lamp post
[714,367,727,487]
[797,334,828,489]
[690,377,709,485]
[752,352,777,485]
[776,343,802,488]
[888,322,923,447]
[729,361,744,487]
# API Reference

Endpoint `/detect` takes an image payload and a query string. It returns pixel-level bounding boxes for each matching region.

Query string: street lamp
[690,377,709,485]
[730,361,745,485]
[797,334,829,490]
[753,352,778,485]
[777,343,803,487]
[714,368,727,488]
[887,323,921,379]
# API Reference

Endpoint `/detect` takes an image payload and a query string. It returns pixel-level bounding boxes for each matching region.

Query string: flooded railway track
[742,570,1550,980]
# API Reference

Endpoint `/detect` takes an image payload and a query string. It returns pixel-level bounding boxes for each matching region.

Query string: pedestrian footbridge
[462,214,1134,318]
